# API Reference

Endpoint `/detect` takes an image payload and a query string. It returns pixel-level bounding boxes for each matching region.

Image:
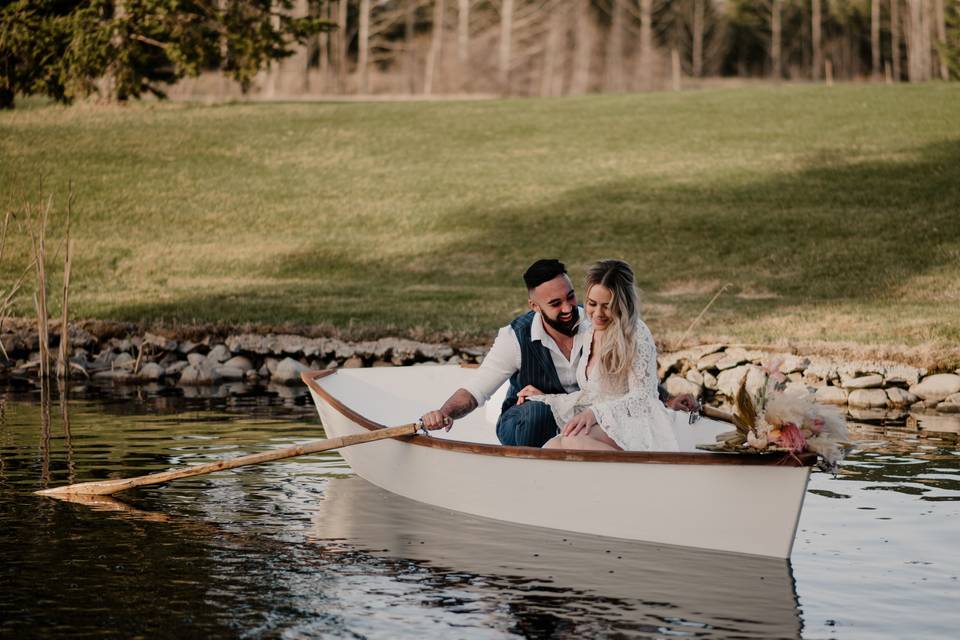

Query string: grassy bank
[1,85,959,365]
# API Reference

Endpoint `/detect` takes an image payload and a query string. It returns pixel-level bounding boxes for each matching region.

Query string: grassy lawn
[2,85,959,365]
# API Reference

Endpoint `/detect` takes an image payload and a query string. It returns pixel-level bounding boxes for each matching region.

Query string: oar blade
[35,479,132,497]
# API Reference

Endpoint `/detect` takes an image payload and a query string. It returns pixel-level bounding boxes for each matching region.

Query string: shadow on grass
[105,139,960,337]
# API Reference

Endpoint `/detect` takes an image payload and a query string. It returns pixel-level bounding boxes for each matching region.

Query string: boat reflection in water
[311,477,803,638]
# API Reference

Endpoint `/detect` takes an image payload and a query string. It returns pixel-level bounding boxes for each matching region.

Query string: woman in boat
[522,259,687,452]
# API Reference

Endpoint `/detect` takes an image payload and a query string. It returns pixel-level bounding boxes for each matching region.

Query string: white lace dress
[530,320,683,451]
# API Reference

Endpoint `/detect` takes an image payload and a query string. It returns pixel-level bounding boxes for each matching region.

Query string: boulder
[222,355,254,372]
[138,362,165,381]
[848,388,890,409]
[886,387,918,407]
[883,364,924,387]
[142,332,177,352]
[685,369,704,386]
[702,371,718,390]
[272,357,309,385]
[206,344,231,364]
[778,355,810,374]
[716,364,764,398]
[213,366,246,381]
[937,393,960,413]
[92,369,135,383]
[715,347,753,371]
[264,357,280,375]
[187,353,205,367]
[179,364,221,385]
[113,352,135,368]
[343,356,364,369]
[815,386,848,405]
[909,373,960,402]
[664,374,703,399]
[696,352,725,371]
[841,374,884,390]
[165,360,190,376]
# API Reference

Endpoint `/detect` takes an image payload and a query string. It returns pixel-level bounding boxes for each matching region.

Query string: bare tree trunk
[671,46,681,90]
[934,0,949,79]
[319,4,330,87]
[457,0,470,90]
[638,0,653,89]
[570,0,593,94]
[406,0,417,93]
[872,0,882,78]
[892,0,901,80]
[541,2,565,96]
[907,0,929,80]
[358,0,370,92]
[424,0,445,94]
[771,0,783,79]
[338,0,349,93]
[693,0,705,78]
[812,0,822,80]
[605,0,625,91]
[498,0,514,92]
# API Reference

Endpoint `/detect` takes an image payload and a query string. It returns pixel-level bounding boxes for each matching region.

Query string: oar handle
[36,423,419,497]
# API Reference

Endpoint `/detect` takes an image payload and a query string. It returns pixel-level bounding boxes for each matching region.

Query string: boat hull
[304,367,811,558]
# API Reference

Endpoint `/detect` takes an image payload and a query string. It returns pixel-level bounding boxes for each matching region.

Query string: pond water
[1,381,957,639]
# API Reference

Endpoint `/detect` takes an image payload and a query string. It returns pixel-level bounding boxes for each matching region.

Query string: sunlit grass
[1,84,958,366]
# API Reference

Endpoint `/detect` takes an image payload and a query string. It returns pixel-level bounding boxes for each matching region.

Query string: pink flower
[780,422,807,453]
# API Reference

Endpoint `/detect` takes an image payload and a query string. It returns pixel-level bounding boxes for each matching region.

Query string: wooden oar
[35,423,419,497]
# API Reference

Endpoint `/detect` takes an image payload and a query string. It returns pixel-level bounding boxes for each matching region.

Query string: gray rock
[187,353,205,367]
[138,362,165,381]
[696,352,725,371]
[273,357,309,385]
[848,388,890,409]
[841,374,885,390]
[815,386,849,405]
[264,357,280,375]
[657,351,693,376]
[222,355,254,371]
[178,340,201,355]
[179,364,221,385]
[165,360,190,376]
[715,347,754,371]
[258,364,270,377]
[702,371,718,390]
[206,344,231,364]
[113,352,135,368]
[805,359,838,383]
[92,369,135,383]
[664,374,703,399]
[446,355,462,365]
[685,369,704,386]
[244,369,261,381]
[716,364,764,398]
[886,387,918,407]
[419,343,456,361]
[837,361,886,379]
[142,332,177,352]
[883,364,924,387]
[778,355,810,374]
[213,366,246,381]
[325,360,339,370]
[343,356,364,369]
[909,373,960,402]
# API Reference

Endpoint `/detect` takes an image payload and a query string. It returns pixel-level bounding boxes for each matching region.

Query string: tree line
[2,0,958,107]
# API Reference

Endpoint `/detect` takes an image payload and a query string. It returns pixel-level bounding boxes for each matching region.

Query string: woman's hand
[562,409,598,437]
[516,385,544,404]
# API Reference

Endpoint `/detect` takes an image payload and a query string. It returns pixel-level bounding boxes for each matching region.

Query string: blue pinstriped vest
[500,311,571,415]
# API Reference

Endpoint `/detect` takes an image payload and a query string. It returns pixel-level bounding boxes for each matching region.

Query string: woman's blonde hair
[585,259,641,393]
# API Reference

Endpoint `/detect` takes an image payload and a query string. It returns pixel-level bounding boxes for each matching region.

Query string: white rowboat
[302,366,814,558]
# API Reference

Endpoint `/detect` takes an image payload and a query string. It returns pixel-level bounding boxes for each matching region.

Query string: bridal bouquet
[703,360,850,470]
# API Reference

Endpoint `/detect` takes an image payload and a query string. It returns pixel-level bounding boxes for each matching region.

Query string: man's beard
[542,307,580,337]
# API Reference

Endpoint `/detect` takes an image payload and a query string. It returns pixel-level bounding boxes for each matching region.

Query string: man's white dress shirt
[462,310,592,407]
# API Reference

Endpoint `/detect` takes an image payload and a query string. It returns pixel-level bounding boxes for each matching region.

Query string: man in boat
[420,258,592,447]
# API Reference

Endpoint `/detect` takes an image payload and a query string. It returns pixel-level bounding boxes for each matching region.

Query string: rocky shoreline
[2,321,959,424]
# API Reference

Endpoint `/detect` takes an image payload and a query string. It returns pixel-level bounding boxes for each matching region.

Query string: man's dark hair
[523,259,567,291]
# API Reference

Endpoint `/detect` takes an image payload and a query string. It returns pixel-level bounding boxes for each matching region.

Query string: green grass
[2,85,959,364]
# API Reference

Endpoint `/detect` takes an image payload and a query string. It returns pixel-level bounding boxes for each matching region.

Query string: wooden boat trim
[301,370,816,467]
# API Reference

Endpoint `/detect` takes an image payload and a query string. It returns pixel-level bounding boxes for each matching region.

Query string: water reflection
[310,477,803,638]
[1,384,958,639]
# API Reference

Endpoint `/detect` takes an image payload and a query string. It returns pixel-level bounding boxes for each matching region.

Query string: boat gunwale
[301,369,816,467]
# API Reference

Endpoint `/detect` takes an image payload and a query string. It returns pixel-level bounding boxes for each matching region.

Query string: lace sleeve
[591,322,678,451]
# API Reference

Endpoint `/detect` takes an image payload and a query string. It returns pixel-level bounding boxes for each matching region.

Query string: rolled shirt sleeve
[460,325,521,407]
